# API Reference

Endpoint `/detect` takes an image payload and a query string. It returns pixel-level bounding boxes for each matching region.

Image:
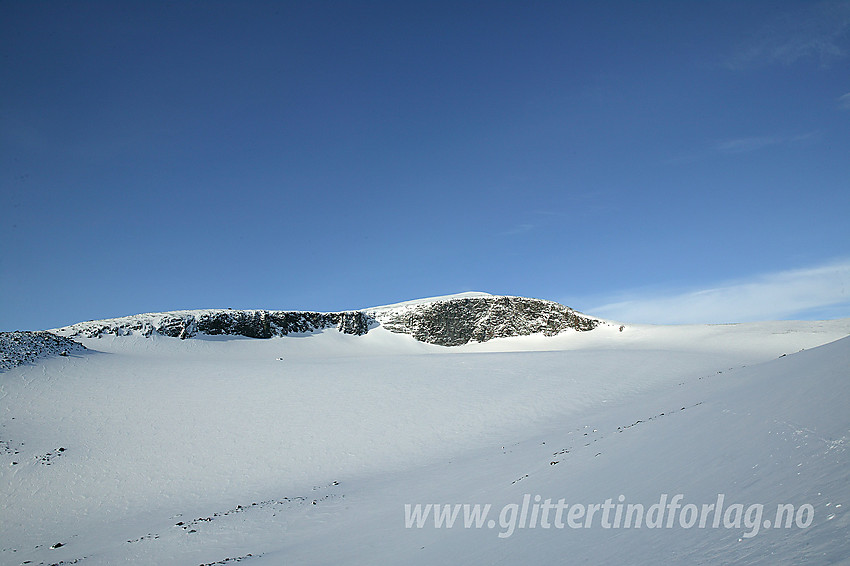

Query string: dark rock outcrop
[371,296,599,346]
[57,310,376,340]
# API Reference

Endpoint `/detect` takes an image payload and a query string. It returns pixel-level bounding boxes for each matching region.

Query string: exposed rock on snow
[0,331,87,371]
[56,310,376,340]
[52,295,600,345]
[369,295,600,346]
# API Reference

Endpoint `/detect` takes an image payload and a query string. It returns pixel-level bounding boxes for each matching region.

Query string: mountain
[368,294,599,346]
[52,293,601,346]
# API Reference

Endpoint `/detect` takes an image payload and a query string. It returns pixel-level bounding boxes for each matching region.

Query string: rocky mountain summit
[368,295,600,346]
[50,294,601,346]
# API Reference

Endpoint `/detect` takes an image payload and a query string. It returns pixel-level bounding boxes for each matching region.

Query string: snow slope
[363,291,495,310]
[1,312,849,565]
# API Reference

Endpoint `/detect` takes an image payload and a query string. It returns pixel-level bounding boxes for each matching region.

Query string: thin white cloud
[503,207,601,236]
[503,223,536,236]
[716,136,783,154]
[727,1,850,69]
[715,132,819,154]
[839,92,850,109]
[586,259,850,324]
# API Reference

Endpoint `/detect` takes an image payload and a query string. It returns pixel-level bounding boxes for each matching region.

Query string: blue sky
[2,0,849,331]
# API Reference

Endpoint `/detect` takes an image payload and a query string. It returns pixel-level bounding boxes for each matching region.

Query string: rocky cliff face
[57,309,375,340]
[52,295,600,345]
[369,296,600,346]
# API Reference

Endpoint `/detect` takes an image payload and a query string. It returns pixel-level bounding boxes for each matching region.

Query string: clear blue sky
[2,0,849,330]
